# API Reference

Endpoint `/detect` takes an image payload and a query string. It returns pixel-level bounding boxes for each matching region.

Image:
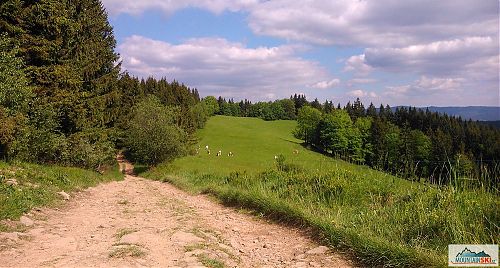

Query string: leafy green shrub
[0,34,33,115]
[10,125,67,164]
[0,35,33,159]
[190,102,209,129]
[124,96,187,165]
[0,108,26,158]
[8,103,116,169]
[66,129,116,170]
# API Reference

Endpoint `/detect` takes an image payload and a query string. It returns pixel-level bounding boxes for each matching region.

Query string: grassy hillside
[0,161,123,226]
[164,115,369,174]
[144,116,499,267]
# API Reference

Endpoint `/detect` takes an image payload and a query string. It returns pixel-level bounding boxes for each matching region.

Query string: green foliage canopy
[295,106,322,144]
[203,96,219,116]
[125,96,187,165]
[0,35,32,115]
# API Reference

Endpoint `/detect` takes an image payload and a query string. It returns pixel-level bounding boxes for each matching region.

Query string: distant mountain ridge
[392,106,500,121]
[456,248,491,258]
[425,106,500,121]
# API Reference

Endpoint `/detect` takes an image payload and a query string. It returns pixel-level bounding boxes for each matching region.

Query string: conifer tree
[367,102,377,117]
[0,0,120,133]
[70,0,121,130]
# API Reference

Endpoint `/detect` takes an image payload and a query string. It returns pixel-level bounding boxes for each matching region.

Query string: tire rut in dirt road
[0,172,353,267]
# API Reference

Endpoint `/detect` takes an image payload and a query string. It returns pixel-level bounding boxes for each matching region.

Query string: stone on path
[57,191,70,201]
[20,216,34,227]
[306,246,329,255]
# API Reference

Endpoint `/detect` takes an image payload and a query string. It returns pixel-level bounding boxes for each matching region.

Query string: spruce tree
[0,0,120,133]
[70,0,121,130]
[367,102,377,117]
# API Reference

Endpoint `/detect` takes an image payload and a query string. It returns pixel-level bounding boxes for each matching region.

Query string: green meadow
[144,116,499,267]
[162,115,361,175]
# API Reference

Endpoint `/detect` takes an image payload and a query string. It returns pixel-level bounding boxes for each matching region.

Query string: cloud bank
[104,0,499,106]
[104,0,498,47]
[119,35,336,100]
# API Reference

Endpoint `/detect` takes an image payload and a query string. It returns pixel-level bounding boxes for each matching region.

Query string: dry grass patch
[198,253,226,268]
[114,228,137,239]
[109,244,146,258]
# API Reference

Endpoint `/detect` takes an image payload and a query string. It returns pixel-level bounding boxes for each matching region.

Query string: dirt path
[0,161,352,267]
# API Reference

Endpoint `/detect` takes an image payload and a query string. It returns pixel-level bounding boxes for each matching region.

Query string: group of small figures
[196,145,298,158]
[196,145,234,157]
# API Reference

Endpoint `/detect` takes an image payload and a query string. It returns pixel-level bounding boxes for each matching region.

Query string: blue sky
[103,0,499,107]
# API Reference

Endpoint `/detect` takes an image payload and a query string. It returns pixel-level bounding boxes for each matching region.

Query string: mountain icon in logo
[456,248,491,258]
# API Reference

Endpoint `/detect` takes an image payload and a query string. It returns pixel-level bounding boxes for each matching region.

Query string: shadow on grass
[133,164,150,175]
[279,138,302,144]
[299,142,330,155]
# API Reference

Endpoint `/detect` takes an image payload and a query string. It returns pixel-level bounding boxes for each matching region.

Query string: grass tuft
[109,245,146,258]
[114,228,137,239]
[198,254,226,268]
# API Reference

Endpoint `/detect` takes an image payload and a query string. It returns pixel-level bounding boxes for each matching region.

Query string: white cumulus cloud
[382,76,477,106]
[345,37,498,105]
[344,54,373,76]
[102,0,499,106]
[247,0,498,47]
[385,76,464,96]
[311,79,341,89]
[347,89,378,98]
[102,0,259,16]
[364,37,497,76]
[103,0,498,47]
[118,35,335,100]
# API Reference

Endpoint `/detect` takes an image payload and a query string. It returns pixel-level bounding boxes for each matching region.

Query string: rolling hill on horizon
[392,106,500,121]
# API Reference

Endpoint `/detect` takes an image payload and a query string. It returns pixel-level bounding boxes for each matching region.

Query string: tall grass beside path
[0,161,123,222]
